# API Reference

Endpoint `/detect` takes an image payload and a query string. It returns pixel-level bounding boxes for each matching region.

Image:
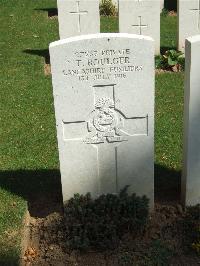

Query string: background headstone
[50,33,154,208]
[118,0,160,54]
[178,0,200,52]
[57,0,100,39]
[182,35,200,206]
[161,0,164,12]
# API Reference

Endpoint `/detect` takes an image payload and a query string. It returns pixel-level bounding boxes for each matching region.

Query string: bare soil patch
[22,202,200,265]
[44,64,51,76]
[168,11,177,17]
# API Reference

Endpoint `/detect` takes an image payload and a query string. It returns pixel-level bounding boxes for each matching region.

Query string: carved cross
[190,0,200,29]
[132,16,148,35]
[63,84,148,194]
[69,1,88,33]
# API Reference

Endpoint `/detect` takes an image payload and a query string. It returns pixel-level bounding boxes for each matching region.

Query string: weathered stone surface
[178,0,200,52]
[119,0,160,54]
[182,35,200,206]
[50,33,154,207]
[160,0,164,12]
[57,0,100,39]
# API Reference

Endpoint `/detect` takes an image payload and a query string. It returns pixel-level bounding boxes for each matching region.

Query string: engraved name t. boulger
[63,48,143,81]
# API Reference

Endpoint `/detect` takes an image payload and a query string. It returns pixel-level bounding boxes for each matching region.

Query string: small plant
[155,55,166,69]
[163,50,184,67]
[64,186,149,250]
[100,0,117,17]
[155,50,185,72]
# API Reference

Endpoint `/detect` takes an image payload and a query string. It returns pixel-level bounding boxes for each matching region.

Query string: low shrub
[100,0,117,17]
[161,8,169,17]
[64,186,149,250]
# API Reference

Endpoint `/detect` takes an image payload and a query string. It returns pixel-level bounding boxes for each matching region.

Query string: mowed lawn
[0,1,183,264]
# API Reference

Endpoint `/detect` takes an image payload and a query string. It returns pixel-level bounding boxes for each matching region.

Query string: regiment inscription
[63,48,143,82]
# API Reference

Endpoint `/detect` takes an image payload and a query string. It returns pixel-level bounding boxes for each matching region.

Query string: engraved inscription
[63,48,143,82]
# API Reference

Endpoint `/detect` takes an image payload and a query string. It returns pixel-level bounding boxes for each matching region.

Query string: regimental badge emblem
[84,96,126,144]
[63,84,148,146]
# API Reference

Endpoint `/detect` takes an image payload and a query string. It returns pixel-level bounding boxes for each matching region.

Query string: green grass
[0,0,59,263]
[155,72,184,199]
[155,72,184,170]
[161,13,177,51]
[0,2,183,264]
[101,16,118,32]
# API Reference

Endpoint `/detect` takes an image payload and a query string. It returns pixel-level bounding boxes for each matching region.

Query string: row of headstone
[57,0,200,54]
[50,32,200,210]
[50,1,200,209]
[57,0,160,54]
[54,0,156,209]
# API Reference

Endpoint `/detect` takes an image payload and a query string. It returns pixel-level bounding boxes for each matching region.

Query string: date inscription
[63,48,143,82]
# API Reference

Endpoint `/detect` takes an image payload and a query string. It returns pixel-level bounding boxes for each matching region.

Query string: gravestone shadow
[164,0,177,12]
[35,8,58,17]
[0,164,181,219]
[155,164,181,203]
[23,49,50,64]
[0,169,63,218]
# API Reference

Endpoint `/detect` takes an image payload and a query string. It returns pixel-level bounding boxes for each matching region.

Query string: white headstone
[50,33,154,208]
[57,0,100,39]
[182,35,200,206]
[118,0,160,54]
[160,0,164,12]
[178,0,200,52]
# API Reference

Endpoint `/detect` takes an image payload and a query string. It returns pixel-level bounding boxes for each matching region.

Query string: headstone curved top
[50,33,155,208]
